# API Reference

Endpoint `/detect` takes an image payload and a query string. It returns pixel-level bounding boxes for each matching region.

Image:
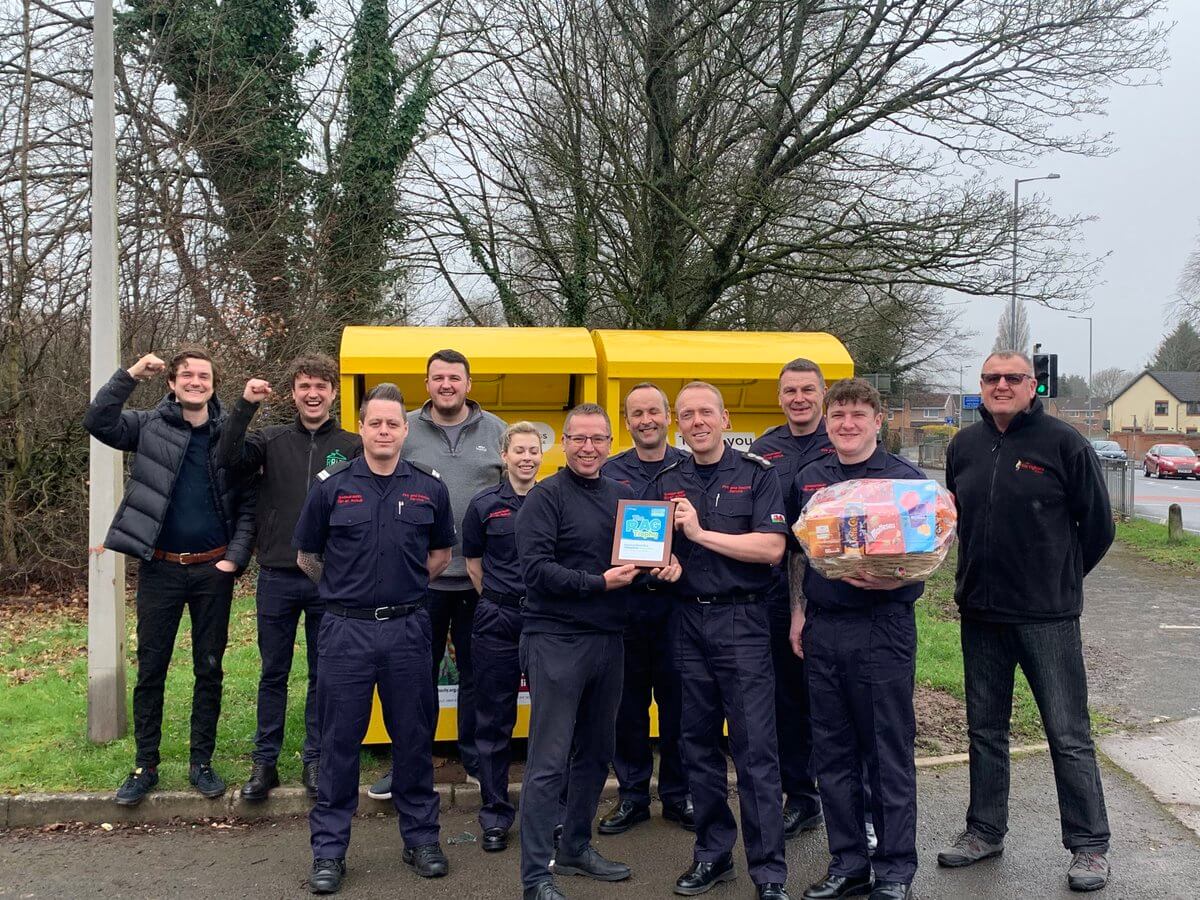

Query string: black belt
[684,592,759,605]
[482,590,524,608]
[326,602,419,620]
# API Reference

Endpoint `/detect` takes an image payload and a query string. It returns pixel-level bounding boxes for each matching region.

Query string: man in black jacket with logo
[216,353,361,801]
[85,349,256,807]
[937,351,1115,893]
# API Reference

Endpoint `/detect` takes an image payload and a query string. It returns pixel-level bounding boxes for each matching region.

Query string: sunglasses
[980,373,1031,386]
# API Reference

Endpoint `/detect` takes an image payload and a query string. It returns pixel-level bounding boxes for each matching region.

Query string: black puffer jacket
[83,368,256,568]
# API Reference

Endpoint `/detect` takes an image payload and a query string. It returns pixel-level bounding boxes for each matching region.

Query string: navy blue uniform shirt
[461,479,527,598]
[516,468,635,635]
[602,445,687,497]
[793,445,926,612]
[293,456,455,608]
[652,445,788,598]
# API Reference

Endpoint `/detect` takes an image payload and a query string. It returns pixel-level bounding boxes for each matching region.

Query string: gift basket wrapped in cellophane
[793,479,956,581]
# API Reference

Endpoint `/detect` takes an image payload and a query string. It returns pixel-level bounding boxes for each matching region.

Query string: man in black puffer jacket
[936,350,1115,894]
[85,348,255,808]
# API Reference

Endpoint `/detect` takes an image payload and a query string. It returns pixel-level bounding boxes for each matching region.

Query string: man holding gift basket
[789,378,955,900]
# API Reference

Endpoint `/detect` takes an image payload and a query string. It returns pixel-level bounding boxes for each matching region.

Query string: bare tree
[1090,366,1134,404]
[991,300,1031,355]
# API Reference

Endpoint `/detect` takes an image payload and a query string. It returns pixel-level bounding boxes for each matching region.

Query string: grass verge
[1115,519,1200,572]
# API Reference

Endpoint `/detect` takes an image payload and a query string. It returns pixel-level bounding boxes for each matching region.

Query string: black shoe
[188,762,227,799]
[481,826,509,852]
[240,761,279,802]
[597,799,651,834]
[309,857,345,894]
[523,881,567,900]
[802,872,874,900]
[403,843,448,878]
[674,855,736,896]
[114,767,158,807]
[662,797,696,831]
[868,883,911,900]
[759,884,791,900]
[553,845,631,881]
[303,761,319,801]
[783,803,824,839]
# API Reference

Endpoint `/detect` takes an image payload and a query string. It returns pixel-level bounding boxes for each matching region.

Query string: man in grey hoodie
[369,349,508,800]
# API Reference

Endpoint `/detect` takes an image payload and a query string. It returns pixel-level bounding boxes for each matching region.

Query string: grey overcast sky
[945,0,1200,383]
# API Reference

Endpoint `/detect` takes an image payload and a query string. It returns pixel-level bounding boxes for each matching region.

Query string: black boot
[597,799,650,834]
[241,762,279,802]
[309,858,345,895]
[674,855,736,896]
[302,761,319,801]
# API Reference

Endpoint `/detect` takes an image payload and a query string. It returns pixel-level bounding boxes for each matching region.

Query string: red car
[1143,444,1198,479]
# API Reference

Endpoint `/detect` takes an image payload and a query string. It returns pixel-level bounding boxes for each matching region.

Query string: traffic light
[1033,353,1058,398]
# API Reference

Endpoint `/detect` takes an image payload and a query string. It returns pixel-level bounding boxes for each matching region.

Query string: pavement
[1132,471,1200,533]
[1,754,1196,899]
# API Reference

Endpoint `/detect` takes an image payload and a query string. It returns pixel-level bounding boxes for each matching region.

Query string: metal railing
[1100,458,1136,520]
[918,439,949,470]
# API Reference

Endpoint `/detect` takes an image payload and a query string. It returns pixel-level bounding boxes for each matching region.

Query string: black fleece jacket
[945,398,1114,623]
[216,397,361,570]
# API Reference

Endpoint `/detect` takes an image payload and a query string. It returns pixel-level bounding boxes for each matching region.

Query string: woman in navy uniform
[790,379,925,900]
[293,384,457,895]
[461,421,544,853]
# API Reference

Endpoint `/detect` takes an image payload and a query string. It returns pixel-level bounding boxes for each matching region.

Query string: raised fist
[243,378,273,403]
[127,353,165,381]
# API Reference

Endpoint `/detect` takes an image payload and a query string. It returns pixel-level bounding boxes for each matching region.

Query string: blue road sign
[963,394,982,410]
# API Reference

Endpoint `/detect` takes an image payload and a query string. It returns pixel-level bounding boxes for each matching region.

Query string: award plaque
[611,499,675,567]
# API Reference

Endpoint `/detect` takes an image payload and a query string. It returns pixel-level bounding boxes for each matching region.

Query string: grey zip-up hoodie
[402,399,507,590]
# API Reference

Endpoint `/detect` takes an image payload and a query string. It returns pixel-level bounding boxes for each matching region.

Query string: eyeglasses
[980,373,1031,386]
[564,434,612,447]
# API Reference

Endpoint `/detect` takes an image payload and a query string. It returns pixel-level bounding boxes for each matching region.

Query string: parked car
[1089,439,1127,461]
[1143,444,1198,479]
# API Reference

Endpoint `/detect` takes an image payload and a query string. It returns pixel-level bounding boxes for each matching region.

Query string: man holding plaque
[600,383,692,835]
[652,382,790,900]
[515,403,681,900]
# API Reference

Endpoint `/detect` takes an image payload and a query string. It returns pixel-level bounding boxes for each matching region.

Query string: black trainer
[240,762,279,802]
[189,762,227,799]
[114,767,158,807]
[309,857,346,894]
[403,843,449,878]
[302,761,319,800]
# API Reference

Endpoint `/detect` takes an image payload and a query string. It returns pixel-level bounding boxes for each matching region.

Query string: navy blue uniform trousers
[472,598,524,832]
[519,632,623,889]
[767,600,821,814]
[310,610,439,858]
[805,606,918,884]
[428,588,480,775]
[613,602,688,806]
[673,600,787,885]
[253,566,323,766]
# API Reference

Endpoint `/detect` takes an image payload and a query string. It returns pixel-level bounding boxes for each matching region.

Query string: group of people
[84,344,1116,899]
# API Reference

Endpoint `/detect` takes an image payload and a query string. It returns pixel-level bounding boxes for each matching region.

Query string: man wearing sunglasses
[938,351,1115,893]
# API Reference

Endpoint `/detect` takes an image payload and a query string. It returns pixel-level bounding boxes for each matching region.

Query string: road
[1133,469,1200,532]
[2,755,1196,899]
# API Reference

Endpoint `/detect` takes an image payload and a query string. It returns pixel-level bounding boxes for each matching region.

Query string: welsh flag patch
[770,513,786,525]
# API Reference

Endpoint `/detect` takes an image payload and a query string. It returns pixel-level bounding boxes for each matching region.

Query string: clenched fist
[127,353,165,381]
[243,378,273,403]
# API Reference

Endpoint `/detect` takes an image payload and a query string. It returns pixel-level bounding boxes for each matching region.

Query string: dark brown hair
[285,352,339,390]
[167,347,217,386]
[359,382,406,420]
[563,402,611,434]
[823,378,882,415]
[426,349,470,378]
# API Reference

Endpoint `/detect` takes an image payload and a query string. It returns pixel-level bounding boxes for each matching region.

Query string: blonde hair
[502,420,543,452]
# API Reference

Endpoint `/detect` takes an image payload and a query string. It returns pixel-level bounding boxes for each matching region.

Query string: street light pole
[1068,314,1094,437]
[1011,174,1061,350]
[88,0,127,742]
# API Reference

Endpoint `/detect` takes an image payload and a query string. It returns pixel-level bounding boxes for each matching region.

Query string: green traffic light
[1037,384,1047,394]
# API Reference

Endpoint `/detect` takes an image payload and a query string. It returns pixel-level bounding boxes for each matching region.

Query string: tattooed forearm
[297,551,324,584]
[788,551,808,613]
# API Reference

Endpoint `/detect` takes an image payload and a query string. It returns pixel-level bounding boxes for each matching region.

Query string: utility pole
[88,0,127,742]
[1011,173,1061,348]
[1068,314,1094,438]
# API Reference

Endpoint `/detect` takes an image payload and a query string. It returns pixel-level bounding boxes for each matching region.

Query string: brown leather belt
[152,545,228,565]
